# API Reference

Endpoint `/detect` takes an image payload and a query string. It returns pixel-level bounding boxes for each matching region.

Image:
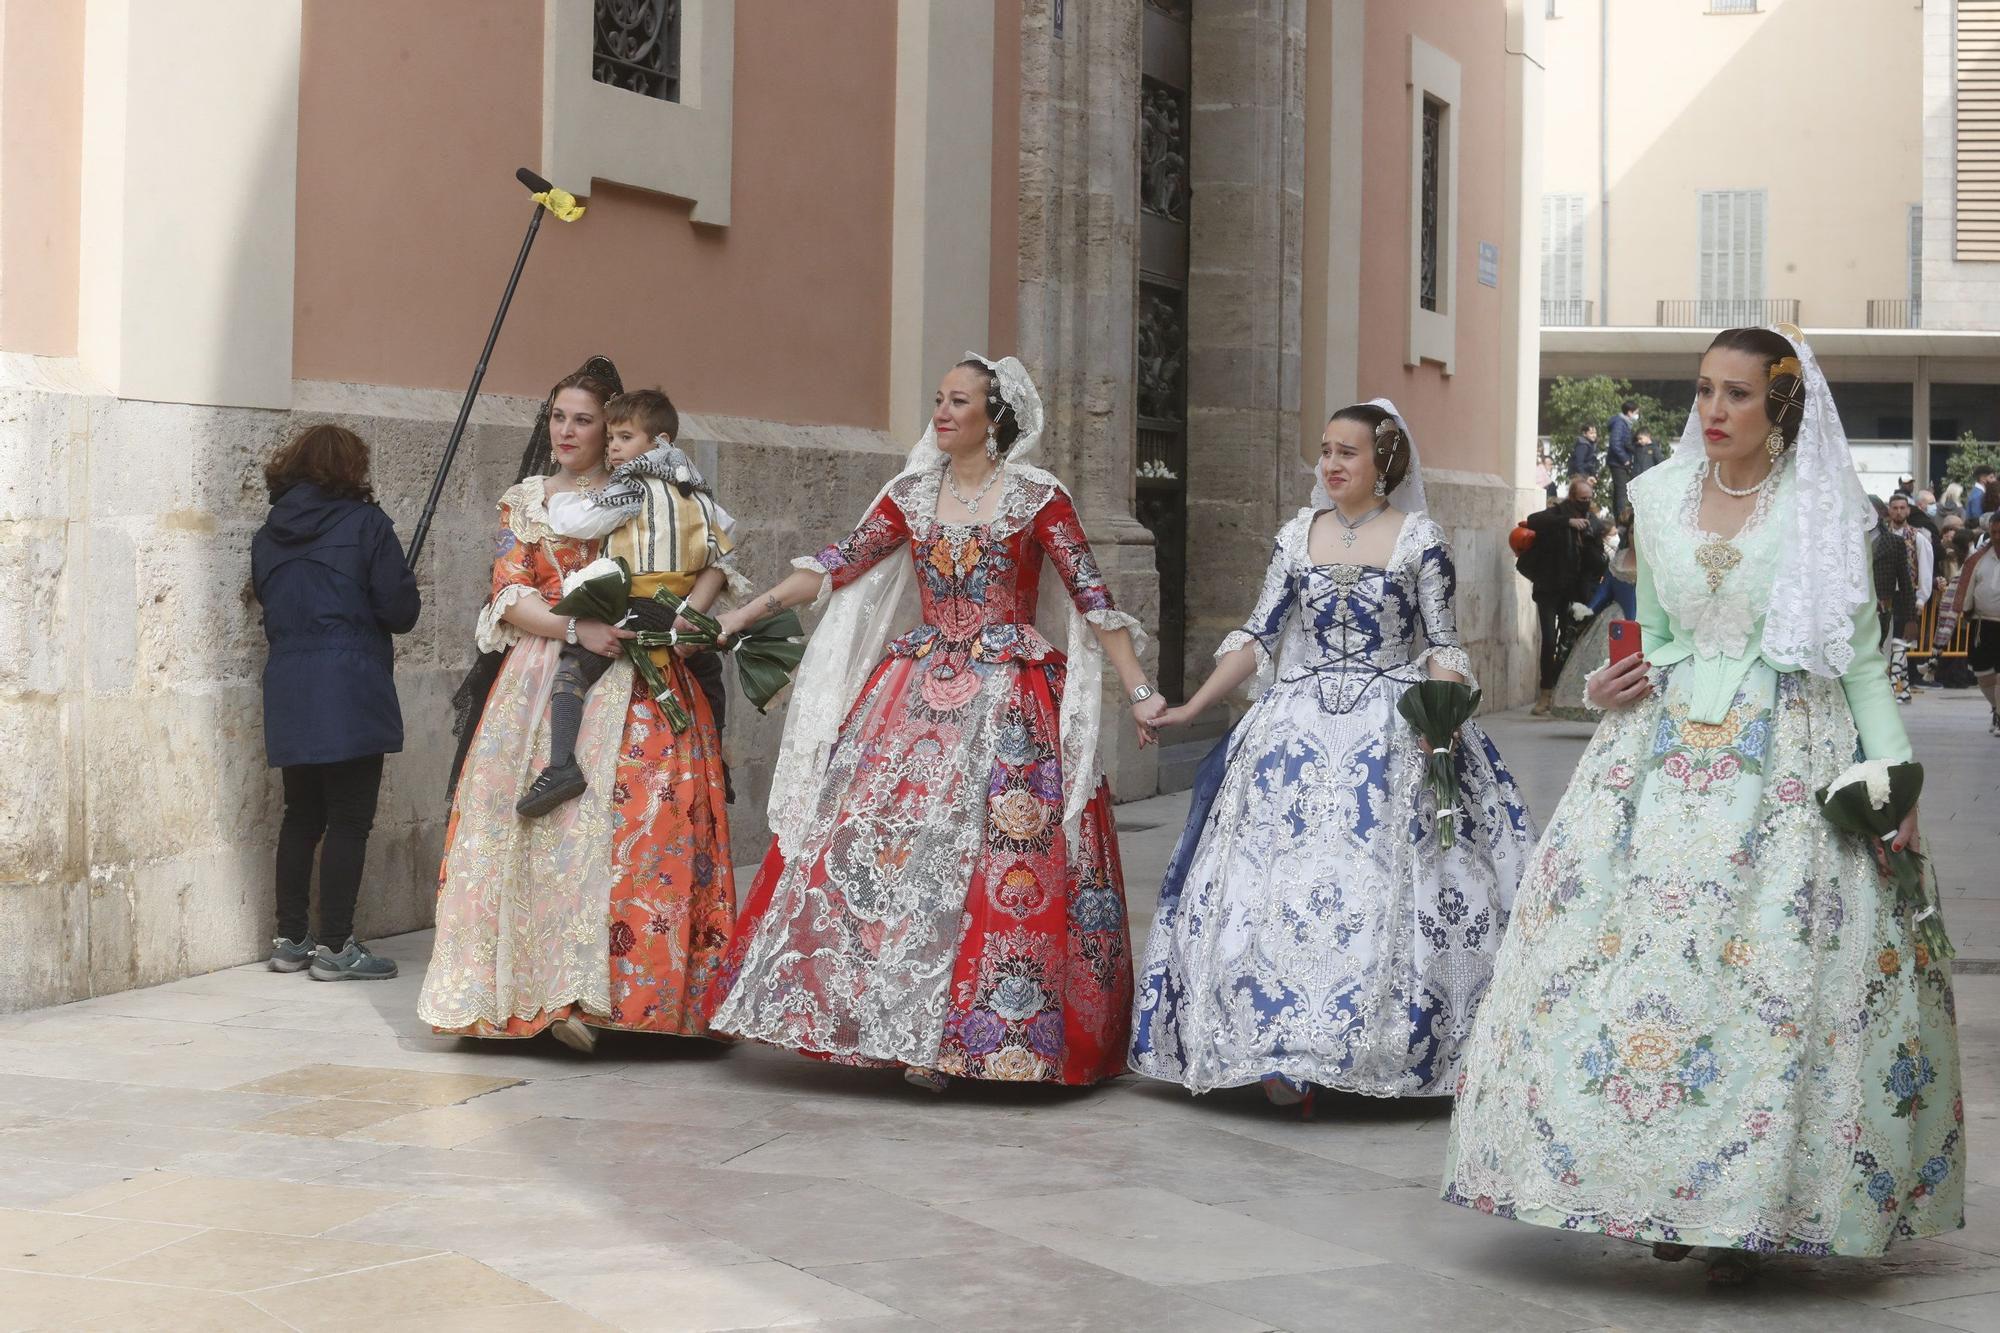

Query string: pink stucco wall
[0,0,83,356]
[1355,0,1508,474]
[293,0,898,429]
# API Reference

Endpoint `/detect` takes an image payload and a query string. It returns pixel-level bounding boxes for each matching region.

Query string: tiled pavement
[0,693,1994,1332]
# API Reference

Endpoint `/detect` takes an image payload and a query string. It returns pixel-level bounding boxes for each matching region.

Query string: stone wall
[0,359,904,1012]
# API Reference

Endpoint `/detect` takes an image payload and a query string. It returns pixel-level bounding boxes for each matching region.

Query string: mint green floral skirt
[1442,661,1964,1256]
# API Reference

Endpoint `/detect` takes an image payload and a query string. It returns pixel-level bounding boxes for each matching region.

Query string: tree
[1540,376,1677,475]
[1942,431,2000,492]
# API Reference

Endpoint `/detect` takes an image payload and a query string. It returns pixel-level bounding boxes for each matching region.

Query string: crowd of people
[248,329,1965,1283]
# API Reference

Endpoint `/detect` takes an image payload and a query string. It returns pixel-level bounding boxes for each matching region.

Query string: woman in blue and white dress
[1132,400,1537,1108]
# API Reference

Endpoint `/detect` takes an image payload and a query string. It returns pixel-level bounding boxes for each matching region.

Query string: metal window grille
[1420,97,1443,313]
[593,0,682,102]
[1541,192,1585,309]
[1708,0,1758,13]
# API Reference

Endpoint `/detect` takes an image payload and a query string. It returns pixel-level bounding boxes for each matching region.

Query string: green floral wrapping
[632,586,807,714]
[549,558,692,731]
[1816,761,1952,962]
[1396,679,1482,851]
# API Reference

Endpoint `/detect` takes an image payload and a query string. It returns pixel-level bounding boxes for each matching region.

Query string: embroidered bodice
[1220,509,1474,710]
[1636,461,1787,665]
[802,465,1122,666]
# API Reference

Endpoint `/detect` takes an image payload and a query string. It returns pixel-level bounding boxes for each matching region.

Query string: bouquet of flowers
[1397,679,1482,851]
[632,585,805,715]
[550,557,694,730]
[1816,759,1952,962]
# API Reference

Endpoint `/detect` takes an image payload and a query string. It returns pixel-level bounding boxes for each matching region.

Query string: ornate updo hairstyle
[954,358,1022,456]
[1330,402,1412,495]
[1706,327,1806,449]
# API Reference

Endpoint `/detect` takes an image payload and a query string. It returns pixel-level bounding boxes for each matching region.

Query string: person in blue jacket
[251,424,420,980]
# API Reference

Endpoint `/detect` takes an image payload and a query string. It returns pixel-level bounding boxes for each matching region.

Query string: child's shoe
[516,760,587,817]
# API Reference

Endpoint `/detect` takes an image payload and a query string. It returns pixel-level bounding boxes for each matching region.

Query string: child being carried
[517,387,744,817]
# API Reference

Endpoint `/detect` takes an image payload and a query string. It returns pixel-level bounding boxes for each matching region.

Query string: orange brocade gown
[416,478,735,1038]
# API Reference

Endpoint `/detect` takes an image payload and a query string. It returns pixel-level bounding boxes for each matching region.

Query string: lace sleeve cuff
[1216,629,1271,662]
[1414,645,1478,692]
[1084,607,1150,657]
[476,583,544,654]
[715,553,756,605]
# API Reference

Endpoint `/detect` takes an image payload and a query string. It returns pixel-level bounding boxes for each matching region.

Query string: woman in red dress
[707,356,1163,1089]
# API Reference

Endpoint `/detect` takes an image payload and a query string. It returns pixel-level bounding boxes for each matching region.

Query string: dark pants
[1609,466,1632,521]
[276,754,385,944]
[1536,598,1564,690]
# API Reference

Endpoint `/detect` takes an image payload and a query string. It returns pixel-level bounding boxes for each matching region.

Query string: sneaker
[269,934,317,973]
[516,760,587,817]
[309,937,399,982]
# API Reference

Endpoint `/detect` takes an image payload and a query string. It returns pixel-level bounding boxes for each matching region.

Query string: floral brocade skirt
[418,637,736,1039]
[705,650,1134,1084]
[1442,661,1965,1256]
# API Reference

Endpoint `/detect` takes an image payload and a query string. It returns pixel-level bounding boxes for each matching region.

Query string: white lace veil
[1661,327,1876,679]
[767,354,1126,857]
[1310,397,1429,513]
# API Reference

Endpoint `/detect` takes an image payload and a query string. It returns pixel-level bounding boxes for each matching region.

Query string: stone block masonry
[0,358,905,1012]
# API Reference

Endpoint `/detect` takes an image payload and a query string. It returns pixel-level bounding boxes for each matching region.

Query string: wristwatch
[1130,683,1156,704]
[565,616,579,646]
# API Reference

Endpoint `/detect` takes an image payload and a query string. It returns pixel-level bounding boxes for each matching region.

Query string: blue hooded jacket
[251,483,420,767]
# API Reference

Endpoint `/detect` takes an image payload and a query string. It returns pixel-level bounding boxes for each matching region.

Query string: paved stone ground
[0,694,1994,1332]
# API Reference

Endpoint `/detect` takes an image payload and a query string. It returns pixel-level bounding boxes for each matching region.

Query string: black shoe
[517,760,587,817]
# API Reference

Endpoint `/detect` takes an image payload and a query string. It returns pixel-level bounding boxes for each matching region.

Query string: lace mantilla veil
[1311,397,1429,515]
[766,354,1139,856]
[1654,327,1876,679]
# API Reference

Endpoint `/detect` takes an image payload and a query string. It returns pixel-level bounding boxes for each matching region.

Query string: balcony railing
[1867,299,1921,329]
[1655,298,1800,328]
[1541,299,1594,326]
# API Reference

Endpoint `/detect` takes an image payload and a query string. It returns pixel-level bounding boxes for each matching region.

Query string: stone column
[1015,0,1160,799]
[1184,0,1308,688]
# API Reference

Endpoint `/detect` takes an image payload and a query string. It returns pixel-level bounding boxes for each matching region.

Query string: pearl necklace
[944,460,1002,515]
[1708,460,1772,498]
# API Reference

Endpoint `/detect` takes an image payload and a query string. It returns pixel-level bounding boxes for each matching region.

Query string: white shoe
[550,1014,598,1054]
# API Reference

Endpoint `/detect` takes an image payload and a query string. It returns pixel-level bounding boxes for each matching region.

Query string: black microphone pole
[405,168,579,565]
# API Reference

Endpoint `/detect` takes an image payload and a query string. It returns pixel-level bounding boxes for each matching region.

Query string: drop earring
[1765,427,1786,461]
[1373,476,1388,497]
[985,426,999,462]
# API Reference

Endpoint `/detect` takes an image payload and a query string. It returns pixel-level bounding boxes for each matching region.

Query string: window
[542,0,734,225]
[1406,37,1460,372]
[1541,193,1586,319]
[593,0,681,102]
[1909,203,1924,306]
[1708,0,1759,12]
[1957,2,2000,260]
[1420,98,1442,313]
[1697,188,1765,319]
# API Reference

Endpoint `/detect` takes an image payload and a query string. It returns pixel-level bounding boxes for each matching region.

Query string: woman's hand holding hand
[1131,694,1167,748]
[1151,701,1199,731]
[1586,650,1652,711]
[574,618,634,658]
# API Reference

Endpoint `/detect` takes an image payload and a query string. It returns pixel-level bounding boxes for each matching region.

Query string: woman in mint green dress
[1443,327,1964,1279]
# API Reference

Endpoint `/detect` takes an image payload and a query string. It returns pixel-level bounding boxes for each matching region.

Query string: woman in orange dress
[417,361,735,1052]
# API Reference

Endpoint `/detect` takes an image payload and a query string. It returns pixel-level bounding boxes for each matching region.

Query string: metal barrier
[1910,590,1973,663]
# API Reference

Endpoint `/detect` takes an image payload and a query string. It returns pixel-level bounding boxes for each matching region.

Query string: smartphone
[1607,619,1643,666]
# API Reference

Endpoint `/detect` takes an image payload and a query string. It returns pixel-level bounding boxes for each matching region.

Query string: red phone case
[1608,619,1643,665]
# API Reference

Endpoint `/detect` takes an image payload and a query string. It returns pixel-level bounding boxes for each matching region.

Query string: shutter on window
[1958,0,2000,259]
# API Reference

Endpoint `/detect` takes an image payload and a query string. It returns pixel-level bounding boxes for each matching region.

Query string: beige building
[0,0,1544,1009]
[1539,0,2000,495]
